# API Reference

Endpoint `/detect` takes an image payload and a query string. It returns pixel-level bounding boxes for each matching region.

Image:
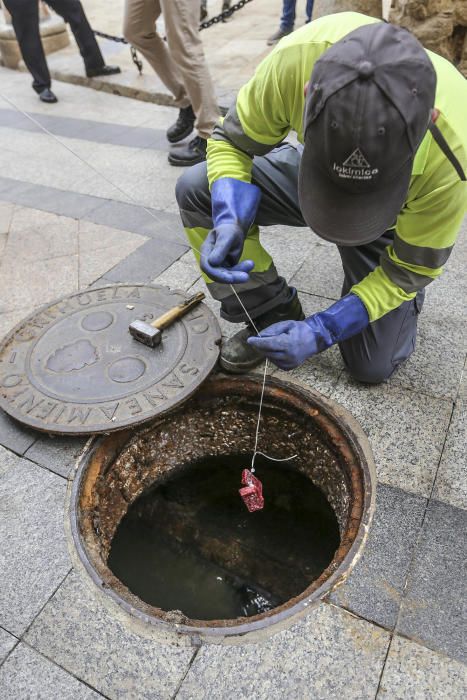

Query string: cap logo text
[333,148,379,180]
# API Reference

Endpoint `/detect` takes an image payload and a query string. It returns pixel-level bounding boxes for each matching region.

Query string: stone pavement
[11,0,283,109]
[5,1,390,109]
[0,67,466,699]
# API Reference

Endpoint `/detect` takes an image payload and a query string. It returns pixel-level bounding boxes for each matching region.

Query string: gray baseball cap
[298,22,436,246]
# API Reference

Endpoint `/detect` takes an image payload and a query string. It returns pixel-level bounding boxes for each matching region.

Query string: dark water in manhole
[108,455,340,620]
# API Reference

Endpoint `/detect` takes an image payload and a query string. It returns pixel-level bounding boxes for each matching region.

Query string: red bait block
[239,468,264,512]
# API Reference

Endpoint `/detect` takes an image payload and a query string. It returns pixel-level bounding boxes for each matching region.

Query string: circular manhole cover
[0,285,221,434]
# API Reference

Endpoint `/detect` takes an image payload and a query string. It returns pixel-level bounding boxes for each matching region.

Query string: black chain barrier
[94,0,254,75]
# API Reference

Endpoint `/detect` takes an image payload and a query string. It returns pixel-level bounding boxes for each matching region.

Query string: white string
[0,91,297,471]
[229,286,297,472]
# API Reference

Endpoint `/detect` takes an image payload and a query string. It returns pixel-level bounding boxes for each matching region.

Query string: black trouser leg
[338,233,424,383]
[3,0,51,92]
[46,0,104,71]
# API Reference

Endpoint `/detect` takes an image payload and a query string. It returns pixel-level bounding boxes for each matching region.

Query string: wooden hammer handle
[151,292,205,330]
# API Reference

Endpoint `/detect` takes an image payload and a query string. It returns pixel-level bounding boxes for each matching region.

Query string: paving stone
[389,282,466,401]
[260,225,315,283]
[397,499,467,664]
[79,236,146,287]
[0,304,34,336]
[2,149,93,196]
[0,252,78,312]
[0,176,37,203]
[0,627,17,664]
[277,361,342,397]
[0,410,37,455]
[329,484,426,630]
[87,198,174,238]
[4,207,78,264]
[103,237,186,284]
[6,181,101,219]
[0,458,71,636]
[432,400,466,510]
[25,572,195,700]
[177,603,390,700]
[0,232,6,259]
[0,643,101,700]
[25,435,88,479]
[0,445,22,479]
[330,377,452,497]
[0,201,14,234]
[378,635,467,699]
[152,253,201,291]
[290,242,344,301]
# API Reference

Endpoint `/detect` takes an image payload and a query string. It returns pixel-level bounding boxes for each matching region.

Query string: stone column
[0,1,70,69]
[390,1,467,77]
[312,0,383,20]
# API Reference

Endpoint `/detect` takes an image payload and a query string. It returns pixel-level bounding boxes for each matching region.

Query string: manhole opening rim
[69,373,376,638]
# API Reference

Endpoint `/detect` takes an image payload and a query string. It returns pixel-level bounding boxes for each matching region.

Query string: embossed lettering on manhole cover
[0,285,221,434]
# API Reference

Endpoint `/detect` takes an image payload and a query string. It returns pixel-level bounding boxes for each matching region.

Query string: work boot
[220,290,305,374]
[267,26,293,46]
[39,88,58,103]
[166,105,196,144]
[168,135,207,167]
[86,65,121,78]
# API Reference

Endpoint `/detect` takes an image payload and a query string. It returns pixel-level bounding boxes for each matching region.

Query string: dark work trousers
[4,0,105,93]
[176,143,424,384]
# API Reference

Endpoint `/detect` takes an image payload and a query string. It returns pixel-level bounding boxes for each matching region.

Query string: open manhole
[70,374,375,643]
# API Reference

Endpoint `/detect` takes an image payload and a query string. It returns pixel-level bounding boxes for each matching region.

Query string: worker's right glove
[248,294,369,370]
[200,178,261,284]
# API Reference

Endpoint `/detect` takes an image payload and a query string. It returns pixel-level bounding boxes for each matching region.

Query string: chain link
[199,0,253,31]
[93,0,254,45]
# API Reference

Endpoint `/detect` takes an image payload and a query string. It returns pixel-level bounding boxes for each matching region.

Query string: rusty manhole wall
[69,374,376,644]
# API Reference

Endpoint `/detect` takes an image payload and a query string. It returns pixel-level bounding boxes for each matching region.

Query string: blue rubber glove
[248,294,369,370]
[200,178,261,284]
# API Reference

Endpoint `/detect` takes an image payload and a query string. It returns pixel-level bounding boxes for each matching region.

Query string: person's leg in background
[3,0,56,101]
[123,0,195,144]
[267,0,296,45]
[305,0,314,23]
[46,0,120,78]
[338,234,424,383]
[176,144,306,372]
[162,0,220,167]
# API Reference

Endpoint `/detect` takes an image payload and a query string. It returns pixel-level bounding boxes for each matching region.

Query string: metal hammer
[129,292,205,348]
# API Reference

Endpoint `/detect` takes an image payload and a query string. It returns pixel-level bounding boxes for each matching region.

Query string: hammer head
[129,320,162,348]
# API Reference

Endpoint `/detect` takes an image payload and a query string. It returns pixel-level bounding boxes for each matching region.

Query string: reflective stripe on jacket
[207,11,467,321]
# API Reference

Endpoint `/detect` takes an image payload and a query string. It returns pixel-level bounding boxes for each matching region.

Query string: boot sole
[167,123,195,144]
[219,354,264,375]
[167,153,206,167]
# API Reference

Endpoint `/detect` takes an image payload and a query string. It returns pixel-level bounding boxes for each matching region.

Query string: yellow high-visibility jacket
[207,12,467,321]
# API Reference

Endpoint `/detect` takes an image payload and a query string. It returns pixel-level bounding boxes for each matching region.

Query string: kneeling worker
[176,12,467,381]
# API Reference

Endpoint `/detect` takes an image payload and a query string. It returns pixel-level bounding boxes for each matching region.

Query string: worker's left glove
[248,294,369,370]
[200,178,261,284]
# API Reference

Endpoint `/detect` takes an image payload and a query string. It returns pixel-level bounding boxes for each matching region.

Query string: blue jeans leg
[280,0,296,30]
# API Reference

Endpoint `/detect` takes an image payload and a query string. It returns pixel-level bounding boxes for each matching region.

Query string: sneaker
[166,105,196,144]
[220,290,305,374]
[267,26,293,46]
[168,135,207,167]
